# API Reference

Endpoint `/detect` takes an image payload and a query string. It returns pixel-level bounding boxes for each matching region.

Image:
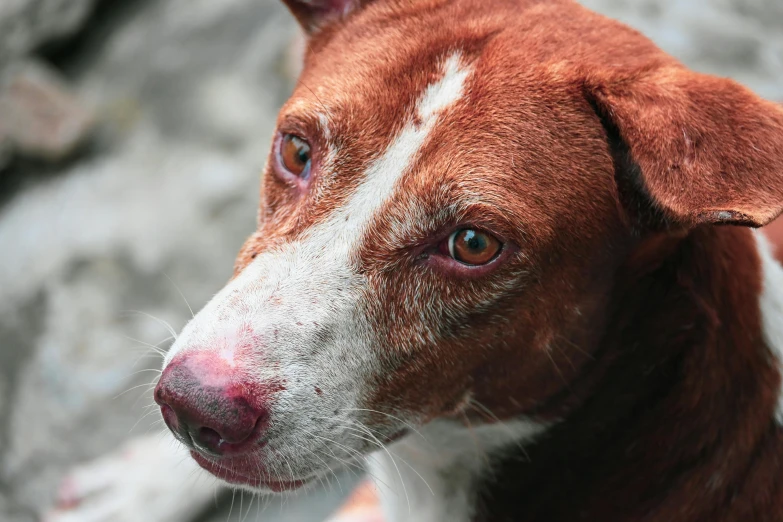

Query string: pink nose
[154,352,269,456]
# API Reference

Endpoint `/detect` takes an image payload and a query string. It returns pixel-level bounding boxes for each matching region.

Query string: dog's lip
[190,451,309,491]
[191,428,409,491]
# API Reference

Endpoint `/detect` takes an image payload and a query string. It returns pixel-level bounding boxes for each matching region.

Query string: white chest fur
[754,231,783,425]
[366,417,547,522]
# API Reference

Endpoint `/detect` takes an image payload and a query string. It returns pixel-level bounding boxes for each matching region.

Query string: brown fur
[248,1,783,520]
[476,226,782,521]
[766,216,783,263]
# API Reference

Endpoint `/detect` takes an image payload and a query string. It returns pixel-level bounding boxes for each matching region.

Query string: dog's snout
[154,352,270,456]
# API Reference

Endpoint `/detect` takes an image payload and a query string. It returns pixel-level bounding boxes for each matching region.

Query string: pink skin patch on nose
[179,349,239,389]
[184,324,257,384]
[162,349,286,410]
[169,339,286,398]
[156,346,286,455]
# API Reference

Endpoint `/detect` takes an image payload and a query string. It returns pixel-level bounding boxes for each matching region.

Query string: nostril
[160,404,179,432]
[153,380,169,406]
[196,427,223,449]
[188,414,266,456]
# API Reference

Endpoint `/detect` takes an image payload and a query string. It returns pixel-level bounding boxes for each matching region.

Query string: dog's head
[154,0,783,492]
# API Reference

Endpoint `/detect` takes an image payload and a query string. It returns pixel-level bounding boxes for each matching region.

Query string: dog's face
[154,0,783,492]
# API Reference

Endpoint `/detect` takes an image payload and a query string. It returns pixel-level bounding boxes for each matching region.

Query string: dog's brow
[317,52,472,255]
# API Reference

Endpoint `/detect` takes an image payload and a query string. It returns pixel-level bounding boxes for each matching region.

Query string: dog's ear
[281,0,373,33]
[586,66,783,229]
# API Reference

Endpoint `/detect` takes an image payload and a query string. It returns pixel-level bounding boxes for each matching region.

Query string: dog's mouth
[190,451,311,492]
[189,426,411,492]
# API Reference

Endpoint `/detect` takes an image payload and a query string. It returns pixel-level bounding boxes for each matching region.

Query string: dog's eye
[279,134,311,177]
[448,229,502,265]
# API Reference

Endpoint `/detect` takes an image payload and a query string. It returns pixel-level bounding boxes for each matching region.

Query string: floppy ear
[281,0,372,33]
[586,66,783,229]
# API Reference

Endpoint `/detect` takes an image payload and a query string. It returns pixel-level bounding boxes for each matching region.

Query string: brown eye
[279,134,311,177]
[448,229,502,265]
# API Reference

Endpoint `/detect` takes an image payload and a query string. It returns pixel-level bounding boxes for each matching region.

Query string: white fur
[753,231,783,425]
[367,418,547,522]
[316,111,337,167]
[161,52,479,486]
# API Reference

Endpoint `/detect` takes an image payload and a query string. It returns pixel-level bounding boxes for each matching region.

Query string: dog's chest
[366,418,547,522]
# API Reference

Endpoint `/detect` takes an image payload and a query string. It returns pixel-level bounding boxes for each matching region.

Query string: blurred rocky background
[0,0,780,521]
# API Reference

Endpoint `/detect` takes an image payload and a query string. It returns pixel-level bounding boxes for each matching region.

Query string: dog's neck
[368,417,546,522]
[370,226,783,522]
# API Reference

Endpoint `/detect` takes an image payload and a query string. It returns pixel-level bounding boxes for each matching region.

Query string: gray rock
[0,0,97,64]
[0,59,95,161]
[0,0,100,168]
[0,0,301,519]
[0,117,11,167]
[0,0,781,521]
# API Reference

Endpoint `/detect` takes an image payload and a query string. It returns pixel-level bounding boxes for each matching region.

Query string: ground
[0,0,781,521]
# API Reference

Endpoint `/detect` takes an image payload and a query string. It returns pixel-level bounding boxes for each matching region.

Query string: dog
[47,0,783,521]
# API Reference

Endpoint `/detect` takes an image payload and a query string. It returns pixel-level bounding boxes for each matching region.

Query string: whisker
[469,400,531,460]
[163,272,195,319]
[549,340,578,372]
[292,426,393,490]
[460,410,492,468]
[347,419,410,513]
[341,408,428,442]
[113,379,158,400]
[543,347,568,386]
[348,419,433,496]
[121,310,179,340]
[131,388,158,410]
[301,447,333,492]
[226,488,236,522]
[144,419,166,437]
[124,334,173,356]
[124,367,163,378]
[256,486,266,522]
[296,427,380,483]
[305,419,402,490]
[554,333,595,361]
[324,436,392,492]
[128,407,163,434]
[240,491,256,522]
[301,445,343,493]
[299,428,365,462]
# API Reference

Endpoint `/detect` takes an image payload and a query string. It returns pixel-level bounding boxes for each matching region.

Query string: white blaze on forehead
[316,52,471,253]
[753,231,783,425]
[317,111,335,155]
